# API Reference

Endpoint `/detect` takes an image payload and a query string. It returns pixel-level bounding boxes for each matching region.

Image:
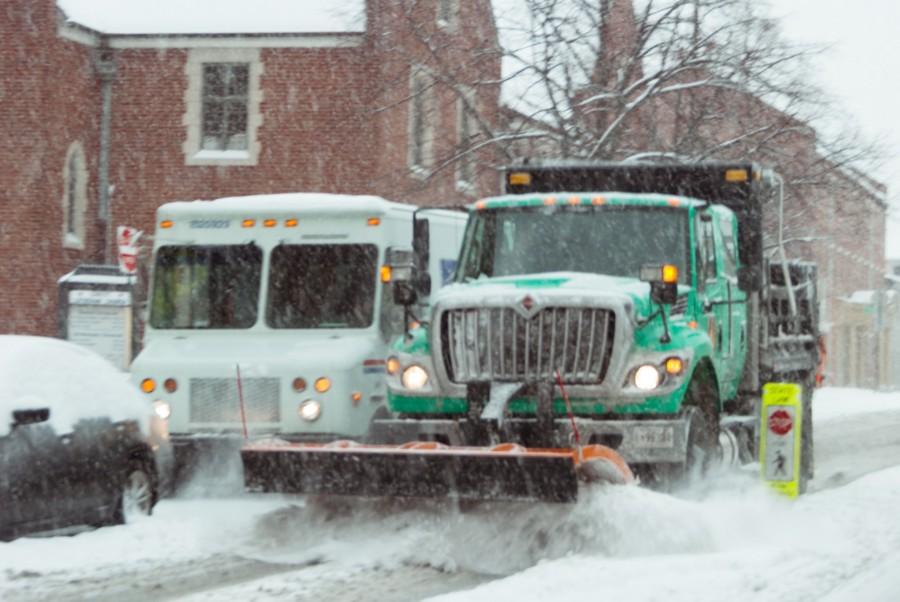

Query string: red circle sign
[768,409,793,436]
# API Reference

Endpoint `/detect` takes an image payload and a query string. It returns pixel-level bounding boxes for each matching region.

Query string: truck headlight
[153,400,171,420]
[401,365,429,390]
[299,400,322,422]
[634,364,661,391]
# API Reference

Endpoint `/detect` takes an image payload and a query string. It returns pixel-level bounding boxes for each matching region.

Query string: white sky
[771,0,900,259]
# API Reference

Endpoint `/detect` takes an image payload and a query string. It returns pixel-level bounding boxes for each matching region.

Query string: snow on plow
[241,440,634,503]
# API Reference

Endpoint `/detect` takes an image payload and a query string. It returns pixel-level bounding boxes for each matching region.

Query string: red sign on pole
[768,409,793,436]
[116,226,142,275]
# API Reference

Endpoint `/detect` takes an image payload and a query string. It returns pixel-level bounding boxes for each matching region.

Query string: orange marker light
[380,265,392,283]
[508,172,532,186]
[263,218,277,228]
[568,196,581,206]
[725,168,749,182]
[160,220,174,229]
[386,357,401,375]
[314,377,331,393]
[688,320,699,329]
[662,264,679,284]
[665,357,684,375]
[544,197,557,206]
[591,196,606,206]
[242,219,256,228]
[284,218,298,228]
[351,392,362,405]
[667,198,681,207]
[475,200,487,211]
[367,217,381,227]
[140,378,156,394]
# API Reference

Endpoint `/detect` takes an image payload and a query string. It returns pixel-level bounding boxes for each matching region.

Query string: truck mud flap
[241,441,633,503]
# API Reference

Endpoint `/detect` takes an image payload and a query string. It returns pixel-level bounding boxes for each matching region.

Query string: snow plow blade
[241,441,633,503]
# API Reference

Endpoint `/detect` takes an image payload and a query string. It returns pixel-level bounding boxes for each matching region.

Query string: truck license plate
[631,425,675,448]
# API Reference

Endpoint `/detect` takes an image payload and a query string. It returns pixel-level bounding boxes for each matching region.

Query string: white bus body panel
[131,194,466,444]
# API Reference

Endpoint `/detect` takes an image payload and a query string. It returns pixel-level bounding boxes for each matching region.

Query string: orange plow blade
[241,440,634,503]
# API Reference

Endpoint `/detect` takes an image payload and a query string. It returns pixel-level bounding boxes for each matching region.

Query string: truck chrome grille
[440,307,615,384]
[189,378,280,423]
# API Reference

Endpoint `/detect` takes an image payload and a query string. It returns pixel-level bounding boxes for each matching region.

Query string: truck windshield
[266,244,378,329]
[150,244,262,329]
[458,206,689,282]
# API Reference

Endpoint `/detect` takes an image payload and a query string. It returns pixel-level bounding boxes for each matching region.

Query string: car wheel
[115,462,155,524]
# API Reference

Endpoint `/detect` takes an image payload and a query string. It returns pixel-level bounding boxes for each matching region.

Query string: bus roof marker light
[284,218,298,228]
[263,219,277,228]
[367,217,381,227]
[242,218,256,228]
[591,196,606,205]
[160,220,174,229]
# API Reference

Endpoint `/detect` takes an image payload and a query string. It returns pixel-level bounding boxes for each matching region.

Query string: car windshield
[266,244,378,329]
[149,244,262,329]
[457,206,690,283]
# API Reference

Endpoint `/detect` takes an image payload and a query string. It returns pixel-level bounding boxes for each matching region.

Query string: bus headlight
[401,365,429,390]
[634,364,661,391]
[153,400,171,420]
[298,400,322,422]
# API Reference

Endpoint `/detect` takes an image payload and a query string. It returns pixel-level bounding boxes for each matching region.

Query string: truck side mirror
[737,266,761,292]
[386,247,418,307]
[640,263,678,305]
[12,408,50,428]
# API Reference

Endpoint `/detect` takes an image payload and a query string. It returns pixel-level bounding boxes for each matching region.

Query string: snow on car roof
[0,336,149,437]
[57,0,366,35]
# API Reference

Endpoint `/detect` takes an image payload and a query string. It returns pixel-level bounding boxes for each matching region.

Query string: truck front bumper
[371,416,692,464]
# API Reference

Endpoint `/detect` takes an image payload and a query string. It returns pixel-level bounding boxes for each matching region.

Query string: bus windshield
[457,206,690,283]
[150,244,262,329]
[266,244,378,329]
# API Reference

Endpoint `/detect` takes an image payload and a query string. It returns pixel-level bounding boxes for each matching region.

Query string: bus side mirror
[640,264,678,305]
[386,247,417,307]
[413,218,431,297]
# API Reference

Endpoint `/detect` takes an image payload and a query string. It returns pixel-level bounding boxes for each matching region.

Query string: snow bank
[57,0,366,35]
[814,387,900,422]
[0,336,149,437]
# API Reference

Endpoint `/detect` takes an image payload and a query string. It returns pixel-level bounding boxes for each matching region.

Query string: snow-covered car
[0,336,173,541]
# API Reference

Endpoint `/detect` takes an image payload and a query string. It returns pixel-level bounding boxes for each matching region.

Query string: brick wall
[1,0,500,336]
[0,0,101,334]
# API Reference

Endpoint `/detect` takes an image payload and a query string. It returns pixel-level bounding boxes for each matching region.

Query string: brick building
[0,0,500,335]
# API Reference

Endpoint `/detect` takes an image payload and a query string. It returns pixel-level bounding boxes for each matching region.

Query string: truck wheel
[676,370,720,486]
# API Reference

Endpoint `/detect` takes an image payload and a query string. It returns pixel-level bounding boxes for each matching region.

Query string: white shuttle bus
[131,193,466,473]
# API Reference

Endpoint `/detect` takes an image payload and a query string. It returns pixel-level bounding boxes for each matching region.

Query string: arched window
[63,142,87,248]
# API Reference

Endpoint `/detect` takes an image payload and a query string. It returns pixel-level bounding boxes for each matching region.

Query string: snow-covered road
[2,387,900,602]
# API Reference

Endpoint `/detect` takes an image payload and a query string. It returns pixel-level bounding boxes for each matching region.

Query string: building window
[408,68,434,175]
[62,142,87,249]
[201,64,249,151]
[456,91,477,193]
[437,0,458,29]
[183,48,263,166]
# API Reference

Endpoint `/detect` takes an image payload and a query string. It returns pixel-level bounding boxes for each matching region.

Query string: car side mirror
[640,263,678,305]
[12,408,50,428]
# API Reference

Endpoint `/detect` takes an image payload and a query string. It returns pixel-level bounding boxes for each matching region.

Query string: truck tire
[678,368,721,485]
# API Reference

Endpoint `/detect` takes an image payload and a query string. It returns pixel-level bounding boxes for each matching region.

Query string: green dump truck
[242,161,820,501]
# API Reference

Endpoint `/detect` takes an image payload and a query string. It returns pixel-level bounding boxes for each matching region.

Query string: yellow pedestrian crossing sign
[760,383,803,498]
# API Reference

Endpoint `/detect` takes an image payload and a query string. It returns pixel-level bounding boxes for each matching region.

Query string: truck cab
[131,193,466,474]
